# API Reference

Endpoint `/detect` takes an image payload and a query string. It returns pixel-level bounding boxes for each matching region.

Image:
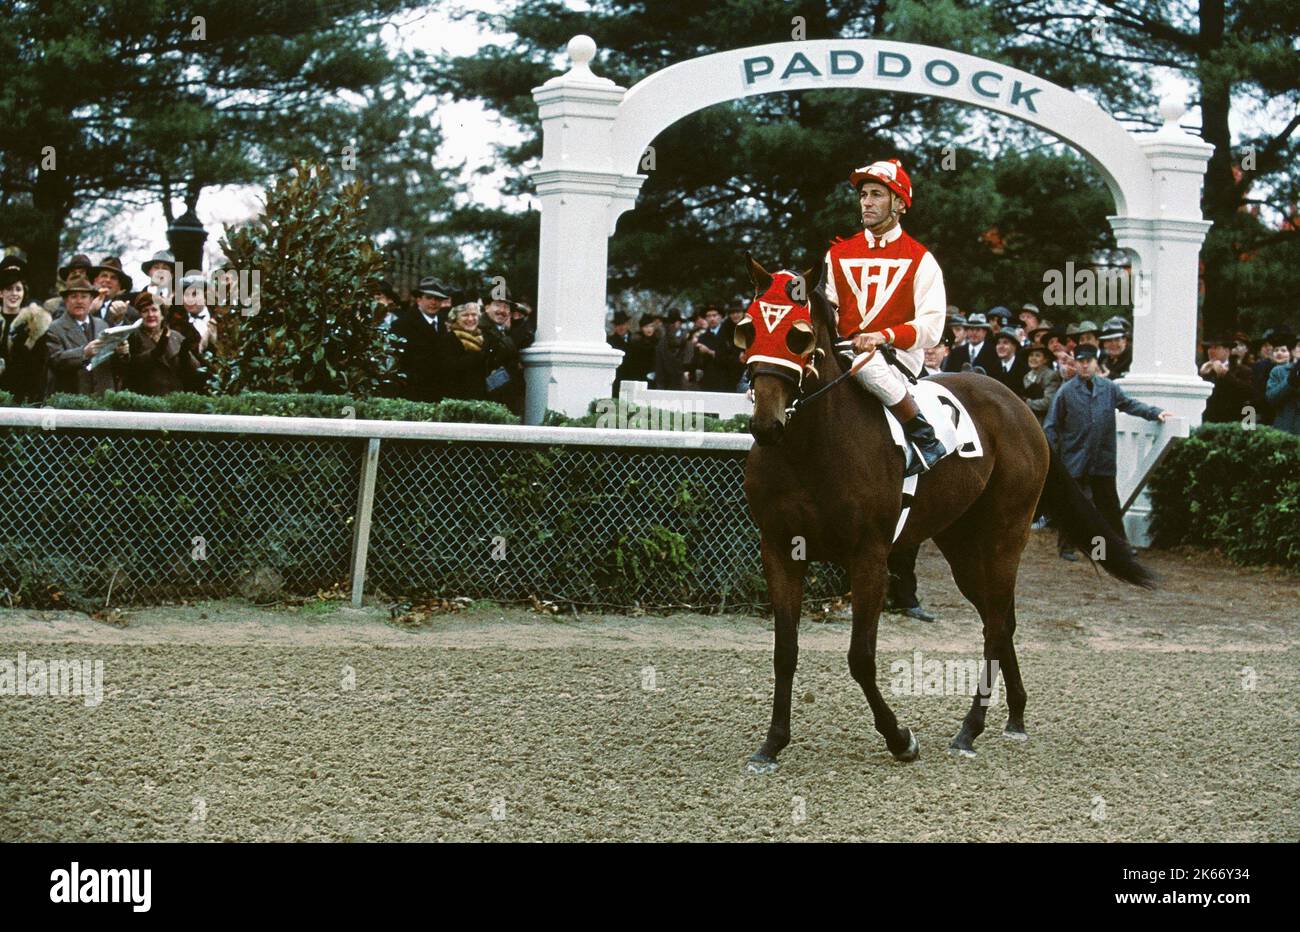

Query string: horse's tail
[1040,447,1158,589]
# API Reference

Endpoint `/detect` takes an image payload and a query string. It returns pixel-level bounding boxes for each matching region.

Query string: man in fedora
[89,256,139,324]
[46,271,125,395]
[944,311,998,374]
[654,307,692,391]
[990,328,1028,397]
[391,276,451,402]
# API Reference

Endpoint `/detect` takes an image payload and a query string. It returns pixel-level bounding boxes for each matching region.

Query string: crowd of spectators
[0,254,538,417]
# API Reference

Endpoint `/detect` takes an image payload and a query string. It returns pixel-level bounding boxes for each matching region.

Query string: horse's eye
[786,321,814,356]
[734,319,755,350]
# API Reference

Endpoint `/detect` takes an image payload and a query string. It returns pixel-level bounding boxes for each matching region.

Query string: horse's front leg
[847,553,920,762]
[747,536,806,774]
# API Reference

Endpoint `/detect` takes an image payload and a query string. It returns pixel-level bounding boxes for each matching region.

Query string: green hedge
[32,390,520,425]
[1148,422,1300,570]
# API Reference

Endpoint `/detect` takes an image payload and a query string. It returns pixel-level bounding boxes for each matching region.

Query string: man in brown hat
[46,271,125,395]
[89,256,139,324]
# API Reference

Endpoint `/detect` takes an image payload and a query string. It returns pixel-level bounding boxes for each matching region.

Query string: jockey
[817,158,947,476]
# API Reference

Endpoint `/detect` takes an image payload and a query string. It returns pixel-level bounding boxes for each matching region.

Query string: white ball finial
[568,35,597,65]
[1159,98,1185,126]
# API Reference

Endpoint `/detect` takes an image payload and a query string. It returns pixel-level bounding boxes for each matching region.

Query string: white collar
[862,224,903,249]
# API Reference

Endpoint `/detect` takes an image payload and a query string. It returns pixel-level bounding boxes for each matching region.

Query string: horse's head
[736,255,821,446]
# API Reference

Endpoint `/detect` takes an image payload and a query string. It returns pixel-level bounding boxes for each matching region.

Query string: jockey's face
[858,182,899,230]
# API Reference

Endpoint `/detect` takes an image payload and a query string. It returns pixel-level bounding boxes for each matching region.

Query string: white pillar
[1109,101,1215,544]
[523,36,645,423]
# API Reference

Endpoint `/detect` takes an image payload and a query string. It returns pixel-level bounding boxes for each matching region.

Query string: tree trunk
[1197,0,1238,337]
[25,168,76,301]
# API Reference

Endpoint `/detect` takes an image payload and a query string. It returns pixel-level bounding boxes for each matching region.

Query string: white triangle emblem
[758,301,792,333]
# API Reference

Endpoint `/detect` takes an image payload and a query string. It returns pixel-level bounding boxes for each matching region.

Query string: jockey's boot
[888,394,945,478]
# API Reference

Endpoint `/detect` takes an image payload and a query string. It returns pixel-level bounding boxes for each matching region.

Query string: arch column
[523,37,646,423]
[1108,105,1214,543]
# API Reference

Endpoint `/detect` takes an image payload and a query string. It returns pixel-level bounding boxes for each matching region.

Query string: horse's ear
[733,316,755,350]
[745,253,772,291]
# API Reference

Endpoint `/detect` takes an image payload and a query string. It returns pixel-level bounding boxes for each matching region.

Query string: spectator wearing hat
[692,305,732,391]
[89,257,138,325]
[944,312,998,373]
[990,329,1028,397]
[371,280,403,330]
[1022,343,1062,423]
[1098,321,1132,379]
[45,253,95,319]
[439,300,489,401]
[0,257,53,402]
[922,338,950,376]
[1072,320,1101,347]
[619,312,660,387]
[125,292,203,396]
[481,291,524,414]
[1265,334,1300,435]
[1250,329,1286,424]
[140,250,175,297]
[1199,335,1253,423]
[607,310,632,353]
[1027,320,1053,346]
[392,276,452,403]
[985,306,1010,334]
[1019,303,1042,336]
[946,310,967,349]
[654,308,693,391]
[1044,344,1172,561]
[719,304,748,391]
[46,271,124,395]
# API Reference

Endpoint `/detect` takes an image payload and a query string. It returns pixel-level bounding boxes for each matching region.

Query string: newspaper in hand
[87,317,143,370]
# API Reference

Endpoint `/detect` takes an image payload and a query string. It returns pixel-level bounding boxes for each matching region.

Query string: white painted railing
[1116,414,1189,547]
[618,380,752,419]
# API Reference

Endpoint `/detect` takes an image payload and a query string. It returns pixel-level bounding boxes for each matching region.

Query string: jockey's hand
[851,331,887,355]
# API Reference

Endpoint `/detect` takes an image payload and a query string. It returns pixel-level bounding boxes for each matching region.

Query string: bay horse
[738,256,1155,769]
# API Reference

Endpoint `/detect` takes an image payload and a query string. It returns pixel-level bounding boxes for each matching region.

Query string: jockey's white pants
[851,345,924,407]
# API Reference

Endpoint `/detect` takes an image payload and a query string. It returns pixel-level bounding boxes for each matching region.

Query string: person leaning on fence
[1265,334,1300,436]
[438,299,489,401]
[125,292,203,396]
[1043,343,1172,562]
[1022,342,1061,424]
[46,271,124,396]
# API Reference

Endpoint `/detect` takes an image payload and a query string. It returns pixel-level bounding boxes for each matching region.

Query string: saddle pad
[886,379,983,542]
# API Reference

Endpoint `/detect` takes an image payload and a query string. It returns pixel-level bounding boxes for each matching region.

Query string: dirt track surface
[2,534,1296,842]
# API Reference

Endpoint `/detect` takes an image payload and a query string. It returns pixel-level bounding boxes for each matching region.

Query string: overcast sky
[92,3,1274,280]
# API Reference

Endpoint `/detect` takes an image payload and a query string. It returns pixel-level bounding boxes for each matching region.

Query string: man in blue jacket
[1044,344,1172,561]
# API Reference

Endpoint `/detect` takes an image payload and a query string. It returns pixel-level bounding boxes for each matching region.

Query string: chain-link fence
[0,409,847,611]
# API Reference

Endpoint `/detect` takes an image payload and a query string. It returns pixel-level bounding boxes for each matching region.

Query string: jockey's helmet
[848,159,912,209]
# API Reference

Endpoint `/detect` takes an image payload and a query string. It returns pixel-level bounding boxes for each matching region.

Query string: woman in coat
[438,301,489,401]
[126,293,203,396]
[0,259,52,403]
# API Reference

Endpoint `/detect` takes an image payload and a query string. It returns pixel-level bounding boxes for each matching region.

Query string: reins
[784,342,919,418]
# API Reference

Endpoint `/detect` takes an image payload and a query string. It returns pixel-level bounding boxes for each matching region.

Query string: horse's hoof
[746,753,778,775]
[1002,728,1029,742]
[891,727,920,763]
[948,737,977,758]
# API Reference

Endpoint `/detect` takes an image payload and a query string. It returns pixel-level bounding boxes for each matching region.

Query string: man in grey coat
[1043,344,1171,561]
[46,271,124,395]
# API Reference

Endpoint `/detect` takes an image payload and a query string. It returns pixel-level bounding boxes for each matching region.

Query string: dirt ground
[2,532,1296,842]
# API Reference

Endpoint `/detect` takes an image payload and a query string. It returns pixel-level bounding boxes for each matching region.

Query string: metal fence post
[350,437,382,607]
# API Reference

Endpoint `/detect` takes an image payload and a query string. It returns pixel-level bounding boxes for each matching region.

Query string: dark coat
[1,304,52,403]
[391,308,445,403]
[944,338,999,374]
[126,327,202,396]
[987,352,1029,398]
[620,333,658,386]
[438,327,488,401]
[1201,360,1254,423]
[1043,374,1164,478]
[694,325,733,391]
[46,313,117,396]
[654,324,692,390]
[481,321,522,414]
[1250,358,1278,423]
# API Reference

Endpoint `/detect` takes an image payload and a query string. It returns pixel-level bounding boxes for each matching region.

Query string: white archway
[524,36,1214,538]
